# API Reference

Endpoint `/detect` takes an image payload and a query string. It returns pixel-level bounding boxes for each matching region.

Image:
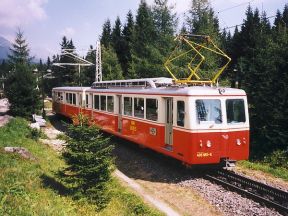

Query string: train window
[86,94,89,108]
[101,95,106,111]
[196,99,222,124]
[78,94,82,106]
[134,97,144,118]
[146,98,158,121]
[124,97,132,116]
[72,93,76,105]
[69,93,73,104]
[66,93,69,103]
[58,92,63,102]
[55,92,61,102]
[226,99,246,123]
[177,101,185,127]
[107,96,114,112]
[94,95,99,110]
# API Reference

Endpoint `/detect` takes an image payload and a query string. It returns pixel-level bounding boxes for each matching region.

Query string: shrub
[28,128,41,141]
[264,150,288,169]
[60,113,114,210]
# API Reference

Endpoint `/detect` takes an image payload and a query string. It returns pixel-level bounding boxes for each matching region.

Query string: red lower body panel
[53,102,249,165]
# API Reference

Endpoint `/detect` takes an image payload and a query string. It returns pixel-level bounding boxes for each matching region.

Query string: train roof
[53,86,90,92]
[53,85,246,96]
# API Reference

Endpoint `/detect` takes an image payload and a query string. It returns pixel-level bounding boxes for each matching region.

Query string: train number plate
[197,152,213,157]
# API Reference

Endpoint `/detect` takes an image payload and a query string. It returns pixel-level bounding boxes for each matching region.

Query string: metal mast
[53,49,94,86]
[95,41,102,82]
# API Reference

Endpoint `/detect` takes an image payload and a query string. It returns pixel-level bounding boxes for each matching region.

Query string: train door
[164,98,173,147]
[53,91,61,113]
[117,95,122,133]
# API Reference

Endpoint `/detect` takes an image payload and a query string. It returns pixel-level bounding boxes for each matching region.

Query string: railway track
[205,169,288,215]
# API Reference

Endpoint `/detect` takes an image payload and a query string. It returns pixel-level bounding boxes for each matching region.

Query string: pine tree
[122,11,135,78]
[5,63,40,117]
[261,6,288,154]
[134,0,156,56]
[216,3,288,159]
[61,113,114,210]
[238,7,263,91]
[54,36,78,86]
[8,29,33,65]
[186,0,209,32]
[152,0,177,56]
[43,56,54,96]
[111,16,122,51]
[82,45,96,85]
[5,30,40,117]
[282,4,288,27]
[102,46,124,80]
[185,0,223,80]
[0,60,8,79]
[226,26,243,87]
[111,17,126,76]
[47,56,51,69]
[101,19,112,48]
[128,0,167,78]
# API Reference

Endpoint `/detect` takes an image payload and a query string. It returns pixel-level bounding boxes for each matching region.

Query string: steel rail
[205,170,288,215]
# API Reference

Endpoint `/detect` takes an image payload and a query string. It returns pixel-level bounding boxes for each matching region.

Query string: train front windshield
[226,99,246,124]
[196,99,246,124]
[196,99,222,124]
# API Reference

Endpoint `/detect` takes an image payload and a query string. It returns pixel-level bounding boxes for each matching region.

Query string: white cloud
[0,0,47,28]
[60,27,76,38]
[0,0,48,28]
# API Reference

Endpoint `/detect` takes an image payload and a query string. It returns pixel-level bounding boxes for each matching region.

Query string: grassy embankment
[238,160,288,181]
[0,118,162,215]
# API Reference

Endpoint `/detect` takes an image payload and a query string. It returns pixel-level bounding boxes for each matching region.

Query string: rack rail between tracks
[205,170,288,215]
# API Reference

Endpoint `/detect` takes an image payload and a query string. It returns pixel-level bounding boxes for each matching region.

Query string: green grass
[0,118,162,215]
[238,160,288,181]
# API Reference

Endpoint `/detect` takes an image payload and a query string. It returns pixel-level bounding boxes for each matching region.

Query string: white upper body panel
[53,85,246,97]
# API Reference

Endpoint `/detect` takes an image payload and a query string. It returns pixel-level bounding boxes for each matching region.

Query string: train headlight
[236,139,241,146]
[206,140,212,148]
[199,140,203,148]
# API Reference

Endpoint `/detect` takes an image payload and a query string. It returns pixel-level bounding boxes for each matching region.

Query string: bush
[264,150,288,169]
[28,128,42,141]
[60,113,114,210]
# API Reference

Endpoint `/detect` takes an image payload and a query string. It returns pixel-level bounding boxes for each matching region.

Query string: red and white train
[52,77,249,166]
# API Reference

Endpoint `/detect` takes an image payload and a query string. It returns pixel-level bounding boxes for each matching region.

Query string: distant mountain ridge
[0,36,11,61]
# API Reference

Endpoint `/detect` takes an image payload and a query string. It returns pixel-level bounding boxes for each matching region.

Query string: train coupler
[223,159,236,170]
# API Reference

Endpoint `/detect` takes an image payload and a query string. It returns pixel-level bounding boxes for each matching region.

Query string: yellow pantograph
[164,34,231,85]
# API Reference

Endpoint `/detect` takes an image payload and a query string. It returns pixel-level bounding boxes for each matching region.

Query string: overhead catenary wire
[214,0,284,31]
[221,15,277,31]
[217,0,255,14]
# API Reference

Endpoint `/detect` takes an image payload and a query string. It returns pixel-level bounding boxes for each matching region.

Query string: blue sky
[0,0,287,60]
